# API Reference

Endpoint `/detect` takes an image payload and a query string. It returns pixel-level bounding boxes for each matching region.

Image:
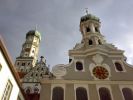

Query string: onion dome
[80,14,100,22]
[26,30,41,41]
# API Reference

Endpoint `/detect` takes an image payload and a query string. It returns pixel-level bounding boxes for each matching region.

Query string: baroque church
[15,12,133,100]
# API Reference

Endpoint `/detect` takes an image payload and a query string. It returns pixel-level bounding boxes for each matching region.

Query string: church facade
[15,13,133,100]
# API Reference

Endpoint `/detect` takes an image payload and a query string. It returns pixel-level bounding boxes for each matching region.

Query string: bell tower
[80,11,106,47]
[15,29,41,78]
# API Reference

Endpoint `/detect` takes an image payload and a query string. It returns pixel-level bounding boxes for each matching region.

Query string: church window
[52,87,64,100]
[122,88,133,100]
[2,80,13,100]
[98,40,102,45]
[76,87,88,100]
[28,62,30,65]
[76,62,83,71]
[17,62,19,65]
[36,73,38,76]
[22,63,25,66]
[99,87,112,100]
[32,50,34,53]
[95,27,99,32]
[89,40,93,45]
[40,73,43,77]
[37,68,39,70]
[69,59,72,63]
[86,27,91,32]
[41,68,43,70]
[115,62,123,71]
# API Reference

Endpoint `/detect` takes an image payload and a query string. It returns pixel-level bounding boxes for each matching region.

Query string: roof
[80,14,100,22]
[0,36,26,99]
[26,30,41,41]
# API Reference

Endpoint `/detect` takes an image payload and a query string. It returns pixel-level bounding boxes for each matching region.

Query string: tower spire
[85,8,89,15]
[35,24,37,31]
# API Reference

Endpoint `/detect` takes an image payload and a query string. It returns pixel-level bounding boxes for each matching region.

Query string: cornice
[41,80,133,84]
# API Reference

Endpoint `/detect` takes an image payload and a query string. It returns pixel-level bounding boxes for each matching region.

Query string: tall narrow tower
[15,29,41,78]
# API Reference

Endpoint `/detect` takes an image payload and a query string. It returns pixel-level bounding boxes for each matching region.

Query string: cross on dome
[85,8,89,15]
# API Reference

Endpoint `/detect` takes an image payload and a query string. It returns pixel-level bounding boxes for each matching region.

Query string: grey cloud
[0,0,133,67]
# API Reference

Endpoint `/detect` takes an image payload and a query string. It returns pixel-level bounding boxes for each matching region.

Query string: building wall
[0,50,25,100]
[40,80,133,100]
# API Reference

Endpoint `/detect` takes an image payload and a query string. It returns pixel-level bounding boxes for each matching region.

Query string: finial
[85,8,89,15]
[40,56,46,63]
[35,24,37,31]
[40,56,44,60]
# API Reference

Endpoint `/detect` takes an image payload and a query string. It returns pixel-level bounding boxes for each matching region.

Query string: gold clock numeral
[93,66,109,79]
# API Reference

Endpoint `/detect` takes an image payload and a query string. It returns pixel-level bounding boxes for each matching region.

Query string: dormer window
[89,40,93,45]
[86,27,90,32]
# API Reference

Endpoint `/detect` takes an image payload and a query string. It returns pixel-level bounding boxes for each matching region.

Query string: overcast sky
[0,0,133,68]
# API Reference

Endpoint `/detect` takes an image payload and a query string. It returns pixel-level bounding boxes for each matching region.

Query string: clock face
[93,66,109,79]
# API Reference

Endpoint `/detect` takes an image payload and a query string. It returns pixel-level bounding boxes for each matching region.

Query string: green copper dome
[26,30,41,40]
[80,14,100,22]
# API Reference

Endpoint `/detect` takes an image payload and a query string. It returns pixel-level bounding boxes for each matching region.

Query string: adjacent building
[0,37,25,100]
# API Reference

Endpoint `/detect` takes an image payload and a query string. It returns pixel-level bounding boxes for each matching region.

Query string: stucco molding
[112,60,126,72]
[89,54,111,80]
[41,80,133,84]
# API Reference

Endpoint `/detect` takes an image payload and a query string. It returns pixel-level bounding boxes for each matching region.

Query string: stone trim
[74,59,85,72]
[41,80,133,84]
[112,60,126,72]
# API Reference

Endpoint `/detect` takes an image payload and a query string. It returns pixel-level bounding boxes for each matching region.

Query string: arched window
[115,62,123,71]
[89,40,93,45]
[99,87,112,100]
[25,87,31,94]
[86,27,90,32]
[76,62,83,71]
[69,59,72,63]
[17,62,19,65]
[122,88,133,100]
[76,87,88,100]
[98,40,102,45]
[52,87,64,100]
[95,27,99,32]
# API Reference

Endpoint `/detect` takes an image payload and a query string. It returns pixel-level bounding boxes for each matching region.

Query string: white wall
[0,50,22,100]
